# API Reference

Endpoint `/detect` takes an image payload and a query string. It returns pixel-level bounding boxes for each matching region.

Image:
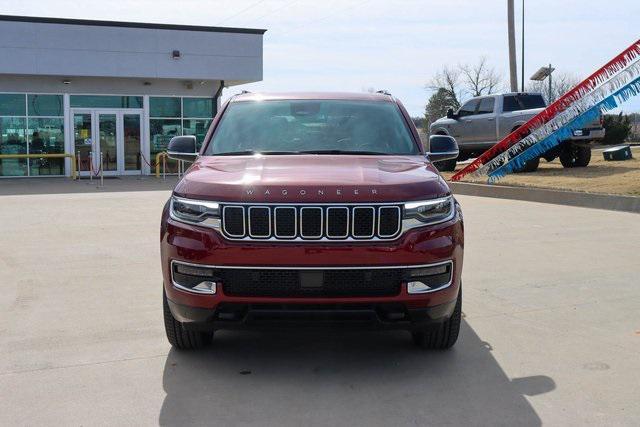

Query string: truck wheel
[560,145,591,168]
[514,156,540,173]
[163,290,213,350]
[434,158,457,172]
[412,288,462,350]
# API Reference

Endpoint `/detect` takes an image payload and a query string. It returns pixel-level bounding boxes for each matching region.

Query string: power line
[252,0,301,23]
[216,0,268,25]
[276,0,372,36]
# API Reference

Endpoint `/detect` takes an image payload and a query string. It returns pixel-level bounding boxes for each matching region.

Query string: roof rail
[376,89,392,96]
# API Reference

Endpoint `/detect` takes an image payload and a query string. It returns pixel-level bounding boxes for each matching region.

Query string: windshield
[204,100,419,156]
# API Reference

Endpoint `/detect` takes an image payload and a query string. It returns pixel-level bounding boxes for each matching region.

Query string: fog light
[175,263,215,277]
[407,264,448,278]
[192,281,217,294]
[407,281,433,294]
[172,261,219,294]
[573,129,583,136]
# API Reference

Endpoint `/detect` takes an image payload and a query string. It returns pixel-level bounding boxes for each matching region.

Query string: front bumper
[161,203,463,330]
[167,297,458,331]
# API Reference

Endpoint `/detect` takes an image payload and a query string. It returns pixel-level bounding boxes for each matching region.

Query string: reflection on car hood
[174,155,451,203]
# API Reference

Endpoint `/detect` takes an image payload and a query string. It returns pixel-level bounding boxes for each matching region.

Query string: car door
[471,97,497,143]
[451,99,480,145]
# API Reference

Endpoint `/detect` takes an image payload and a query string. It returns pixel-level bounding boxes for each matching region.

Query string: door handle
[487,118,495,121]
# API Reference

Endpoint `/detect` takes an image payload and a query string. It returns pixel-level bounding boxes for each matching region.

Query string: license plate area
[299,270,324,289]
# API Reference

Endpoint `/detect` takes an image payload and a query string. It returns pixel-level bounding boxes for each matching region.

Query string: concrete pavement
[0,182,638,426]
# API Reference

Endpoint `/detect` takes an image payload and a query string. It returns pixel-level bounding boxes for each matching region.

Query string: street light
[530,64,555,101]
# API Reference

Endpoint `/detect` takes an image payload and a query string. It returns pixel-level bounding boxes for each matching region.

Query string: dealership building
[0,15,265,178]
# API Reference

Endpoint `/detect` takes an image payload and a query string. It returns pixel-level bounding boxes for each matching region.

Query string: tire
[514,156,540,173]
[434,158,457,172]
[163,290,213,350]
[412,288,462,350]
[560,145,591,168]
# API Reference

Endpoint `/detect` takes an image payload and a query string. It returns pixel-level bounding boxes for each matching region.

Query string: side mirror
[167,135,198,162]
[446,108,456,119]
[427,135,459,163]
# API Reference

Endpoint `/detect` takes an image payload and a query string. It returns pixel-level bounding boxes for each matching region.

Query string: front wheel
[412,288,462,350]
[163,290,213,350]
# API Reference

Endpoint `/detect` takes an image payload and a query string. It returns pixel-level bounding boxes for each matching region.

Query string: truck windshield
[503,94,546,112]
[205,100,420,155]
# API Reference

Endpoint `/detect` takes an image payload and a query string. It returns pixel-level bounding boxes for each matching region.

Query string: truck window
[477,97,495,114]
[503,94,546,112]
[458,99,479,117]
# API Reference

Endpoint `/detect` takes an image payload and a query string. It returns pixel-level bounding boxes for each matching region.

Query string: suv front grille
[221,268,402,297]
[221,204,402,241]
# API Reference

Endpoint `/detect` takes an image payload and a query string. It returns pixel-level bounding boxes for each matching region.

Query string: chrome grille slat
[222,206,245,237]
[352,206,375,238]
[248,206,270,238]
[274,207,296,238]
[300,207,323,239]
[220,203,402,241]
[378,206,401,238]
[326,207,349,238]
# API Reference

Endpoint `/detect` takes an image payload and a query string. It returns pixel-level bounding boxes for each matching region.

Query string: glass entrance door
[98,113,117,172]
[72,109,143,176]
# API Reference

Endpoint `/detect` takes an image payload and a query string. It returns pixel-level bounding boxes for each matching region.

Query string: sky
[1,0,638,116]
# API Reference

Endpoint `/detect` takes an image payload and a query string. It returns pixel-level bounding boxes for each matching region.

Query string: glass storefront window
[150,119,181,172]
[183,119,212,150]
[0,94,26,116]
[27,118,65,176]
[183,98,214,118]
[150,97,181,118]
[28,95,64,116]
[0,117,27,176]
[70,95,143,109]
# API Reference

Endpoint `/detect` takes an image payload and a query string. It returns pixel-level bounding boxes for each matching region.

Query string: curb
[448,182,640,214]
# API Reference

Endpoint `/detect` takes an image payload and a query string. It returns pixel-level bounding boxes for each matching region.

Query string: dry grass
[440,146,640,196]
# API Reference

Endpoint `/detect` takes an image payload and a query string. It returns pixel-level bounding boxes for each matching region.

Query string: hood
[174,155,451,203]
[430,116,455,127]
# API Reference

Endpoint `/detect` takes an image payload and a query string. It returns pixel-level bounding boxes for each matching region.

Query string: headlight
[169,196,221,229]
[403,196,455,229]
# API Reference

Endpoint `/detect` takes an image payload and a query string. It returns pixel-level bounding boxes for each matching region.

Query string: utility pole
[507,0,518,92]
[521,0,525,92]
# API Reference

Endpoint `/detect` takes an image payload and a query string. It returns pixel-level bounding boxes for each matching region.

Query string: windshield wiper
[213,150,302,156]
[297,150,391,155]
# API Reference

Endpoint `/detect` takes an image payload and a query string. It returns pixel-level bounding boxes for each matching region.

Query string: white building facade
[0,15,265,177]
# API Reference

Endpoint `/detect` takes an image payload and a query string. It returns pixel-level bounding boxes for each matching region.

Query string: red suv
[160,92,463,350]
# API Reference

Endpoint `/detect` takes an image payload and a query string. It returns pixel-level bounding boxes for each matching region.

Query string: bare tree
[426,58,503,113]
[426,66,463,110]
[459,57,503,97]
[527,72,580,103]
